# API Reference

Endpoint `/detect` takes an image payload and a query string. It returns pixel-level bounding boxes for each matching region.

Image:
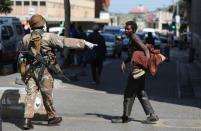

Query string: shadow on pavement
[1,89,25,130]
[0,89,48,129]
[85,113,151,124]
[60,49,201,110]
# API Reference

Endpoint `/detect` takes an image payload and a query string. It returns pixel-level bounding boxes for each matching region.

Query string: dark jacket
[87,31,106,60]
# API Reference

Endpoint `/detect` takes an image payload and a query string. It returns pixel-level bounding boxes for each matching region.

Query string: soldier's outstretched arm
[50,33,97,49]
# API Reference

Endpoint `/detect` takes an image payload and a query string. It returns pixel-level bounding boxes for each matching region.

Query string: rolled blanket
[131,44,166,76]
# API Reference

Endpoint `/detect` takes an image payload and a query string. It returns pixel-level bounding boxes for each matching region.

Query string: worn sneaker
[111,116,130,123]
[146,113,159,123]
[48,117,62,125]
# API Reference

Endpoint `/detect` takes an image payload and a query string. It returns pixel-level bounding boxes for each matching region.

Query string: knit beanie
[29,14,45,29]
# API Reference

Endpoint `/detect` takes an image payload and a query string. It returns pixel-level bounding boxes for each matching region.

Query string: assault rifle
[20,51,71,82]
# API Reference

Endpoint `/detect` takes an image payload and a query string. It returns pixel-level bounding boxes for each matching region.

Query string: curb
[0,86,47,119]
[0,78,64,119]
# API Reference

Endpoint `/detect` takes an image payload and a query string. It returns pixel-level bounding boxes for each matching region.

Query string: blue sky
[109,0,174,13]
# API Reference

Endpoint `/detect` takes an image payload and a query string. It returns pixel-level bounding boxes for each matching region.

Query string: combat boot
[112,98,133,123]
[23,118,33,130]
[48,116,62,125]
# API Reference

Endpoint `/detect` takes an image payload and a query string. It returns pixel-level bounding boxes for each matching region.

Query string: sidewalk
[1,48,201,131]
[171,47,201,98]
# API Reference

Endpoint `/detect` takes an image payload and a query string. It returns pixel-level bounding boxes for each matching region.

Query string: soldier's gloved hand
[84,41,98,49]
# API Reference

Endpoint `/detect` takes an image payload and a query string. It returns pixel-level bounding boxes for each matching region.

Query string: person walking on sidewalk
[18,14,97,130]
[112,21,159,123]
[87,25,106,84]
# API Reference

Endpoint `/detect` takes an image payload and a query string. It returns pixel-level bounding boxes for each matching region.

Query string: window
[40,1,46,6]
[7,26,14,37]
[24,1,30,6]
[32,1,38,6]
[16,1,22,6]
[1,26,8,35]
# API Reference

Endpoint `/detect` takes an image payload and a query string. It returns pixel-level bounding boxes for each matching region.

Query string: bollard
[189,47,195,63]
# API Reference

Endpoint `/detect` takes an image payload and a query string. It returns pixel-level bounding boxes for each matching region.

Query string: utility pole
[64,0,70,37]
[175,0,180,36]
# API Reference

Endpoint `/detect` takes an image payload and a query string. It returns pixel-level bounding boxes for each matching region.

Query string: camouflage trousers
[24,68,58,119]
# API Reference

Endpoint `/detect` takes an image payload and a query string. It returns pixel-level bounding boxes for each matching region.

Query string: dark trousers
[123,74,155,117]
[90,58,103,82]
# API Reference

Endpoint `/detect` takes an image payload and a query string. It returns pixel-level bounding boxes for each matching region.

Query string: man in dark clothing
[145,32,155,46]
[112,21,159,123]
[87,25,106,84]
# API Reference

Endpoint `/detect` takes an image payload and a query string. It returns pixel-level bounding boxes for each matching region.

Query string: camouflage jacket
[18,32,86,77]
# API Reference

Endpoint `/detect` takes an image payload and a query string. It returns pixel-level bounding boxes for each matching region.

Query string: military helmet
[29,14,46,29]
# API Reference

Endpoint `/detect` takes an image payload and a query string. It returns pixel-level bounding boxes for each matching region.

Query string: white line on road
[61,87,106,94]
[176,61,181,98]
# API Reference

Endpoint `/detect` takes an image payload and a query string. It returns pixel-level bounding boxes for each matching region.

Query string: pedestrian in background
[112,21,159,123]
[77,25,88,75]
[87,25,106,84]
[114,35,123,58]
[145,32,155,46]
[18,14,97,130]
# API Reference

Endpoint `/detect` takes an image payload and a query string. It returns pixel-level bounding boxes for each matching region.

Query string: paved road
[1,47,201,131]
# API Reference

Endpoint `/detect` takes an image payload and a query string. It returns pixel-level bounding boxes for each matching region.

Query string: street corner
[154,119,201,129]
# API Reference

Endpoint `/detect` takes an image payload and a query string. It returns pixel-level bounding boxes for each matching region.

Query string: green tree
[0,0,12,15]
[168,0,186,18]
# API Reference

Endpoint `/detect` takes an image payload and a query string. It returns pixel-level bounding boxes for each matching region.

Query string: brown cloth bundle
[131,44,166,77]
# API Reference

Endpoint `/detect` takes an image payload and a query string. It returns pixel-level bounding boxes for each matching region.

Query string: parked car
[143,28,156,37]
[122,32,146,51]
[122,37,129,51]
[49,27,64,36]
[136,32,146,43]
[101,33,116,57]
[0,16,24,71]
[154,36,161,48]
[103,25,124,36]
[159,35,168,44]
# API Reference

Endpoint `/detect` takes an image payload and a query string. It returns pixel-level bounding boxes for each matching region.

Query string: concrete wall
[191,0,201,61]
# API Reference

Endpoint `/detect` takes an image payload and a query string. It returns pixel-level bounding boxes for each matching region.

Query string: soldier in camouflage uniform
[18,14,96,130]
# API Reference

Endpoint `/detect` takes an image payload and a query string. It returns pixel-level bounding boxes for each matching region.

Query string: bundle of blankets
[131,44,166,79]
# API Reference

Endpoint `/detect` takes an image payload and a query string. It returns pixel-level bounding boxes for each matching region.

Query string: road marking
[62,116,106,122]
[61,87,106,94]
[176,61,181,98]
[103,60,112,66]
[56,116,201,129]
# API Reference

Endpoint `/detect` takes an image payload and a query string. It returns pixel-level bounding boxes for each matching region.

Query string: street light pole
[176,0,180,36]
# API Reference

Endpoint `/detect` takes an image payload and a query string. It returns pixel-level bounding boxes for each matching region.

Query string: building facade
[154,11,173,34]
[1,0,95,22]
